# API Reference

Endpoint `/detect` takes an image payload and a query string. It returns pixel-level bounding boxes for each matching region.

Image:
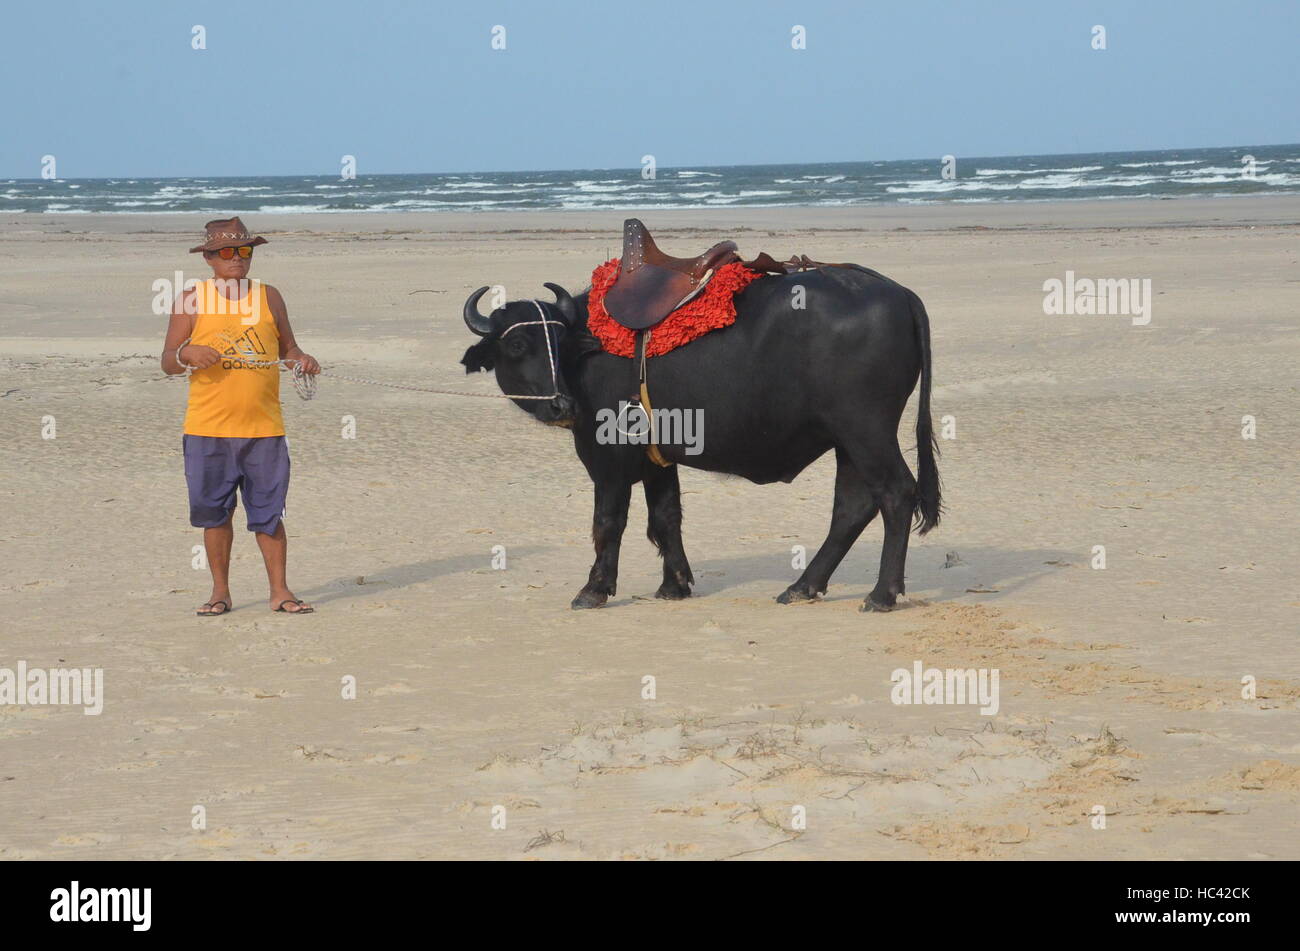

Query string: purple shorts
[183,435,290,534]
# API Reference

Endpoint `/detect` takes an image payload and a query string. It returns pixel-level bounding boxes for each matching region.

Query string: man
[161,217,320,616]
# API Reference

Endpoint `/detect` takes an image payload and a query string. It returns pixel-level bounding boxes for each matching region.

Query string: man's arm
[161,289,217,374]
[267,285,320,374]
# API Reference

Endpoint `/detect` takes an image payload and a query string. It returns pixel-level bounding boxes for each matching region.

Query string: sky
[2,0,1296,178]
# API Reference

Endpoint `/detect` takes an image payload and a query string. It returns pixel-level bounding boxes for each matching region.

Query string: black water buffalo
[460,264,940,611]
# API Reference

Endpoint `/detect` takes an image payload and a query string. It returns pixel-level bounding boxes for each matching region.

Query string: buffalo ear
[461,340,495,373]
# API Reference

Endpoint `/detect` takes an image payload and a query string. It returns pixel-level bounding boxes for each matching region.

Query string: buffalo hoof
[571,590,609,610]
[859,596,896,613]
[654,581,692,601]
[776,585,819,605]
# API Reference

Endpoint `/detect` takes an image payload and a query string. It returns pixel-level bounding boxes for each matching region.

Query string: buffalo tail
[908,289,942,534]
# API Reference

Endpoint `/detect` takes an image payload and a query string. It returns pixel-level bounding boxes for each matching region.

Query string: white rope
[174,301,569,403]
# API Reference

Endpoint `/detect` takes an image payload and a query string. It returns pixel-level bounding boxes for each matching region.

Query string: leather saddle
[603,219,838,331]
[603,219,741,330]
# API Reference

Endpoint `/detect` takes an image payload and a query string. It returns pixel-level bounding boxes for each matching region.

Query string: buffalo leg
[644,464,694,600]
[863,449,916,612]
[572,479,632,609]
[778,448,878,603]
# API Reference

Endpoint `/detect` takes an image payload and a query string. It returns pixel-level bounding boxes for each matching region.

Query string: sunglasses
[206,245,254,260]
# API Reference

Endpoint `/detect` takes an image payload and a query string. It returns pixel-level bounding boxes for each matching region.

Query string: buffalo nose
[551,394,574,415]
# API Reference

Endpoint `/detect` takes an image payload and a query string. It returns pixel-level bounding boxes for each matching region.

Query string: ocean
[5,144,1297,214]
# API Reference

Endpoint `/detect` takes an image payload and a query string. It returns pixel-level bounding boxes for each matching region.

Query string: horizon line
[5,140,1296,184]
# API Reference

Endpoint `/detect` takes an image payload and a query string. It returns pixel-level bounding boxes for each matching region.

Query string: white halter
[497,299,566,400]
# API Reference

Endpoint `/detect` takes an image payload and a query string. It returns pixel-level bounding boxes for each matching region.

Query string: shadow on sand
[684,543,1082,606]
[296,545,549,606]
[297,540,1081,612]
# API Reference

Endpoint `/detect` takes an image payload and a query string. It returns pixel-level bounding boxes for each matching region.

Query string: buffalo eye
[506,336,527,357]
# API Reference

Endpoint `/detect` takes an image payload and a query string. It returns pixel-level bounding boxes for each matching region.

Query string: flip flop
[274,599,315,614]
[197,600,231,617]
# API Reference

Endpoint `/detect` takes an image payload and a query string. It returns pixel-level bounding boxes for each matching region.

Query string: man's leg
[253,521,310,611]
[240,436,312,613]
[184,434,239,615]
[202,515,235,612]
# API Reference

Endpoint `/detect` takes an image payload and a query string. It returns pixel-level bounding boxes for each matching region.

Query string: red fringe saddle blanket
[585,258,765,358]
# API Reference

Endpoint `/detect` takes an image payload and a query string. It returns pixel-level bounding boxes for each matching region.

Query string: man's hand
[289,351,321,375]
[180,344,222,369]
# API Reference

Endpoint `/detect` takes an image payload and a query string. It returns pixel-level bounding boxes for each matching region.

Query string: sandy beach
[1,195,1297,860]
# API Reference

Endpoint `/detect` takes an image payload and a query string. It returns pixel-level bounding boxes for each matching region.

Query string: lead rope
[177,301,566,402]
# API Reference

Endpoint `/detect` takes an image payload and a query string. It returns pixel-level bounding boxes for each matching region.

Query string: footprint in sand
[363,753,422,766]
[194,827,240,850]
[362,723,428,735]
[456,797,542,815]
[56,833,121,847]
[555,668,612,684]
[829,694,867,707]
[204,784,269,803]
[293,745,348,763]
[133,717,201,735]
[0,848,43,860]
[212,686,291,700]
[104,760,161,772]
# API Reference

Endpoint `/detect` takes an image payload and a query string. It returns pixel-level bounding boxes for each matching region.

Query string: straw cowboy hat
[188,216,269,253]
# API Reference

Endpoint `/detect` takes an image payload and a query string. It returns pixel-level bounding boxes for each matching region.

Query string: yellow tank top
[182,279,285,438]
